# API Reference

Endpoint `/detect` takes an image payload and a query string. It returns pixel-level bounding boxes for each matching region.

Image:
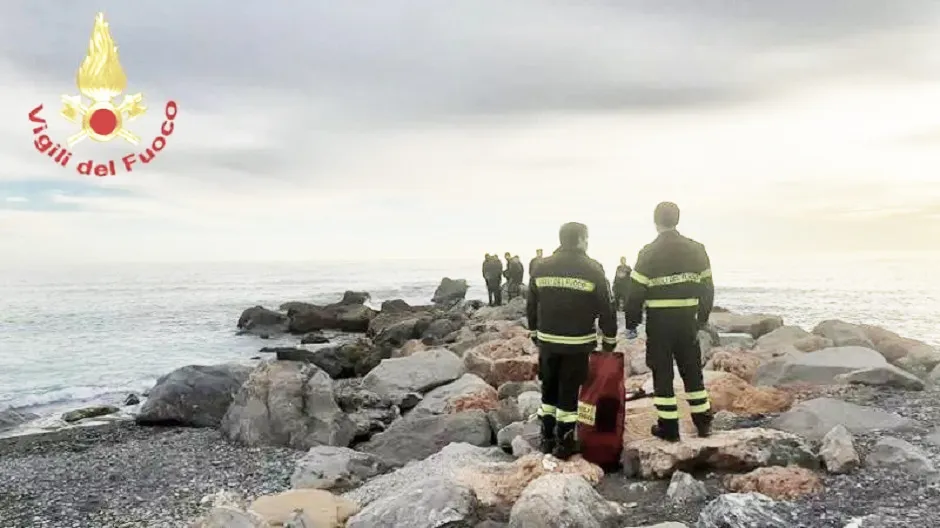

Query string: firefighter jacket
[482,257,503,284]
[528,257,543,276]
[613,264,632,295]
[624,229,714,329]
[527,247,618,352]
[506,257,524,282]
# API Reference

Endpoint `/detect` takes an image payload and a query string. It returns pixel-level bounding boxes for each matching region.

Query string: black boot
[692,411,713,438]
[650,419,680,442]
[539,415,557,454]
[552,422,579,460]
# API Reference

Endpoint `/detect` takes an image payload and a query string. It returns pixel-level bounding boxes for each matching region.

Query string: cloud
[3,1,938,121]
[2,1,940,265]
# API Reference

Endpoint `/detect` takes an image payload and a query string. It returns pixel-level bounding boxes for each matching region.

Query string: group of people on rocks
[480,251,527,306]
[481,250,635,312]
[484,201,715,460]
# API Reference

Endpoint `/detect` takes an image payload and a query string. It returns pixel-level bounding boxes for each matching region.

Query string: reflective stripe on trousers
[645,298,698,308]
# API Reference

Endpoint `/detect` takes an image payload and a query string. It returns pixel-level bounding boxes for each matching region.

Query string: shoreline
[0,421,304,528]
[3,386,939,527]
[3,283,940,527]
[5,306,938,435]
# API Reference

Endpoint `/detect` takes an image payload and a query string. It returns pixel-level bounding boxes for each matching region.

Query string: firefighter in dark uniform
[527,222,618,459]
[612,256,632,311]
[482,254,503,306]
[505,253,524,300]
[528,248,544,276]
[624,202,715,442]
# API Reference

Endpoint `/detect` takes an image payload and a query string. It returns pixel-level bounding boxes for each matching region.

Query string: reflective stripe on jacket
[527,247,618,350]
[624,230,714,329]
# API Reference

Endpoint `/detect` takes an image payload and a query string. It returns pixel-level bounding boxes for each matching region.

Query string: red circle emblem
[89,108,118,136]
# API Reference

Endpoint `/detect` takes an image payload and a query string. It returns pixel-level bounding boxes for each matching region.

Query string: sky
[1,1,939,267]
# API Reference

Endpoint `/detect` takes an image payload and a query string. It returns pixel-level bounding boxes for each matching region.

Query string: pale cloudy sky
[1,1,939,267]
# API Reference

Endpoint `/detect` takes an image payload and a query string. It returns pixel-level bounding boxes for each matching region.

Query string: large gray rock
[623,428,817,479]
[362,348,466,404]
[819,424,860,474]
[516,391,541,418]
[834,365,925,391]
[192,492,266,528]
[332,378,401,441]
[410,374,496,416]
[754,325,833,354]
[487,399,523,436]
[449,331,502,357]
[343,442,512,508]
[497,380,541,400]
[290,339,387,379]
[496,419,540,451]
[290,446,390,491]
[431,277,469,307]
[472,297,527,322]
[708,312,783,339]
[696,493,792,528]
[896,341,940,372]
[346,478,477,528]
[698,329,719,362]
[866,437,937,476]
[237,306,288,335]
[422,318,462,342]
[137,364,251,427]
[929,363,940,385]
[62,405,119,423]
[718,333,755,349]
[0,409,37,432]
[769,398,918,441]
[511,435,536,457]
[812,320,874,348]
[368,302,441,348]
[286,298,377,334]
[220,361,356,449]
[666,471,707,505]
[508,474,623,528]
[372,317,428,349]
[358,410,493,467]
[755,346,886,386]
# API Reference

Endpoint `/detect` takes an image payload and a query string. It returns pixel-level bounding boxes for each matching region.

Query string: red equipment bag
[577,350,625,467]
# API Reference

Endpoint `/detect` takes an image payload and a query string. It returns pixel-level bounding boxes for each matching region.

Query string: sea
[2,253,939,419]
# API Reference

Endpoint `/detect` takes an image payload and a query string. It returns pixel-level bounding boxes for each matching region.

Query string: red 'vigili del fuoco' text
[27,100,179,176]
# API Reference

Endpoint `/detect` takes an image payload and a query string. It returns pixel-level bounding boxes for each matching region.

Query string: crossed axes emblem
[60,93,147,147]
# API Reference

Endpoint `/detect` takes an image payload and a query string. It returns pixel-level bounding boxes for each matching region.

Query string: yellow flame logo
[60,13,146,146]
[77,13,128,101]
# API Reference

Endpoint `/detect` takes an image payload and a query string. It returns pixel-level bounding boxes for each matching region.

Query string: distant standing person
[482,254,504,306]
[528,222,618,459]
[624,202,715,442]
[504,253,524,300]
[529,249,544,277]
[612,256,632,312]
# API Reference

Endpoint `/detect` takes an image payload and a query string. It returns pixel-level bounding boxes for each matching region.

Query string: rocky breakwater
[608,311,940,528]
[146,278,603,526]
[237,289,377,337]
[18,287,940,527]
[194,304,940,527]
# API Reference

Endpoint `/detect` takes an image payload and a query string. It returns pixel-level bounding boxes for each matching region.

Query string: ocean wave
[0,379,156,413]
